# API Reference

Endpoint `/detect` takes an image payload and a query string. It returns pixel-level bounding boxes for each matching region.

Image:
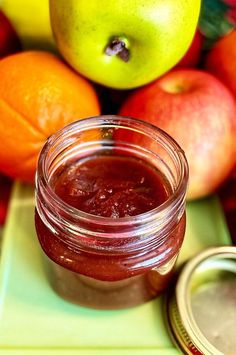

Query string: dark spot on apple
[105,37,130,62]
[174,85,186,93]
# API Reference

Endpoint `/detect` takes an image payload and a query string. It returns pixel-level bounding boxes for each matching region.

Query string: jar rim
[36,115,189,227]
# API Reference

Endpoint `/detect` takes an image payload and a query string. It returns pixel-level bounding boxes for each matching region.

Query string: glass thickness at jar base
[45,255,175,310]
[36,211,186,309]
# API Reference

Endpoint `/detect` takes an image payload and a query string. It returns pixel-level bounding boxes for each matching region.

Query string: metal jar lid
[165,246,236,355]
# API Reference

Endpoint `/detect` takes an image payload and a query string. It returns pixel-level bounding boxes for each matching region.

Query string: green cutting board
[0,182,231,354]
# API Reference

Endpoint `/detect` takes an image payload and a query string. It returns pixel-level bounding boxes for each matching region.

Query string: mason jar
[35,115,188,309]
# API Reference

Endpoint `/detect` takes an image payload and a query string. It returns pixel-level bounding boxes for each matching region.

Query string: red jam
[35,154,185,308]
[53,155,170,218]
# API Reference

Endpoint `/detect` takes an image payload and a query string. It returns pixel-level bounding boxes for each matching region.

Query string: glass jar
[35,115,188,309]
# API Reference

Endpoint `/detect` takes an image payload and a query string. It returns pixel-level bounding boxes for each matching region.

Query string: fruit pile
[0,0,236,226]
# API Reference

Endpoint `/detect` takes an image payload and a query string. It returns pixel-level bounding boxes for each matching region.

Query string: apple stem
[105,38,130,62]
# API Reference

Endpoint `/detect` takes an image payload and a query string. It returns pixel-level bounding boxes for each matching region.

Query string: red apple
[175,29,204,68]
[0,11,22,58]
[223,0,236,6]
[0,174,12,225]
[205,30,236,98]
[119,69,236,200]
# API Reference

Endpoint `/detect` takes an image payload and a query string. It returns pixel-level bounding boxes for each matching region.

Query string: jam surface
[52,155,171,217]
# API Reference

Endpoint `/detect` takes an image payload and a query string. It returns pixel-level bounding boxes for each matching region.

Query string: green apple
[1,0,54,50]
[50,0,201,89]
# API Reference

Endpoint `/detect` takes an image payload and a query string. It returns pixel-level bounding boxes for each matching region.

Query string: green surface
[0,182,231,353]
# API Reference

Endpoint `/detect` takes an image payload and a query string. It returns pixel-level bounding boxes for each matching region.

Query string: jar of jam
[35,115,188,309]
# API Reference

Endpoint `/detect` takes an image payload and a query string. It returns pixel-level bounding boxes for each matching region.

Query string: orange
[205,30,236,98]
[0,51,100,183]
